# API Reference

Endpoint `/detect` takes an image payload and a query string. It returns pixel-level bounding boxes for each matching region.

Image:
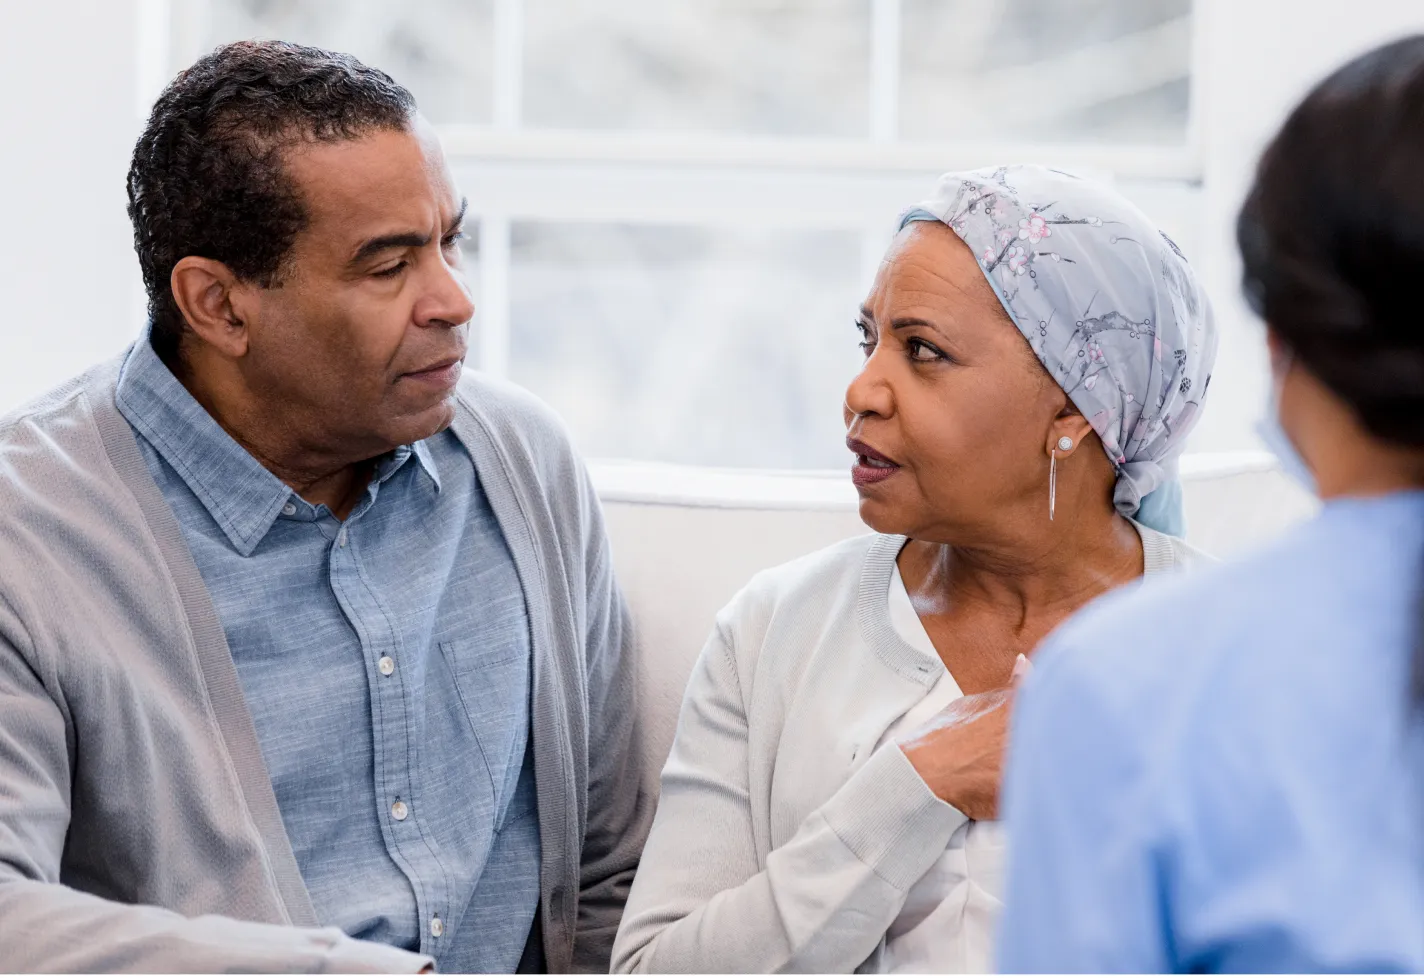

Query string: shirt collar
[115,335,440,556]
[408,438,442,494]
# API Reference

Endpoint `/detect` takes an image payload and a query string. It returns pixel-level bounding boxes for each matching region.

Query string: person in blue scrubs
[997,35,1424,973]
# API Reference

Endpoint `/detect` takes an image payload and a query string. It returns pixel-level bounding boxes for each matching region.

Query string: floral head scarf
[900,165,1217,535]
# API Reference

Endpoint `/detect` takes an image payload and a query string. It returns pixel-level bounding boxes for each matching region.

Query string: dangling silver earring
[1049,436,1073,521]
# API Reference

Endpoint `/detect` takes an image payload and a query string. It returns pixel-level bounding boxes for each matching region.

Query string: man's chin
[413,397,458,440]
[385,395,457,448]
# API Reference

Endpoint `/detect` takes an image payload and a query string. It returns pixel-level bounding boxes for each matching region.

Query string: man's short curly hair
[126,40,417,362]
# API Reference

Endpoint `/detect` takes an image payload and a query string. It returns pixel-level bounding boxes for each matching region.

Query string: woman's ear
[170,257,251,360]
[1045,410,1095,459]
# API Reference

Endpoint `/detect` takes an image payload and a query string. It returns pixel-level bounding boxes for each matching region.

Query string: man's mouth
[402,356,464,389]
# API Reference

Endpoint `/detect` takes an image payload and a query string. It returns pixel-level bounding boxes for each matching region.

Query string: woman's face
[845,221,1073,542]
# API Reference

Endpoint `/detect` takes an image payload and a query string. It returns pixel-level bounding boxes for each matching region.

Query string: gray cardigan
[0,349,650,972]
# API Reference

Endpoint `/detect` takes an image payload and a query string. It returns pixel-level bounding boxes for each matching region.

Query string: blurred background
[3,0,1422,473]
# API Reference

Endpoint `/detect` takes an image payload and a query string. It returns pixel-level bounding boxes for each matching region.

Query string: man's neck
[174,354,378,520]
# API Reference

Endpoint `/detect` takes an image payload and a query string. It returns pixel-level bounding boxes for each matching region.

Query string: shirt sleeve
[996,629,1174,974]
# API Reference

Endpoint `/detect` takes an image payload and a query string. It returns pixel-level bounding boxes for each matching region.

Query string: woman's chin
[855,492,914,537]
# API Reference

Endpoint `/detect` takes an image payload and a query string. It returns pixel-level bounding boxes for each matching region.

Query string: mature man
[0,41,648,972]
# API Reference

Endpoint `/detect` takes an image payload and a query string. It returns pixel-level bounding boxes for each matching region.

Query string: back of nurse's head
[1239,35,1424,699]
[1239,35,1424,449]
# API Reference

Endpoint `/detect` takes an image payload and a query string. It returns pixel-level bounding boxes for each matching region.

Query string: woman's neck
[898,506,1144,627]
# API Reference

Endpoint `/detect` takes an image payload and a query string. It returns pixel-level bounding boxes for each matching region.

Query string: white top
[613,527,1203,974]
[877,566,1007,973]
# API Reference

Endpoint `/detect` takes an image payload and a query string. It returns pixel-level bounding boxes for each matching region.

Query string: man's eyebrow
[445,198,468,235]
[347,199,470,267]
[349,230,430,267]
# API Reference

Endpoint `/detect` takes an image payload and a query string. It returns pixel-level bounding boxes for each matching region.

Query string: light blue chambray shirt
[999,492,1424,972]
[114,336,542,973]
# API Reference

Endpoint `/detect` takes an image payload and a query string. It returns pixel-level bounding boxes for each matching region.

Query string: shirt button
[337,528,348,547]
[281,502,297,516]
[391,800,408,821]
[430,916,444,938]
[378,656,395,676]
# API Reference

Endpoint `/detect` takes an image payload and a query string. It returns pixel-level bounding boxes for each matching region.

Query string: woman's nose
[844,355,893,425]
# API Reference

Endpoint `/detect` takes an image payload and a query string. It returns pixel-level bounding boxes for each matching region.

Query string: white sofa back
[592,453,1318,794]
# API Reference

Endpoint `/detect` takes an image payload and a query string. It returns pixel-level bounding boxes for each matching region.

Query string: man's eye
[374,261,407,279]
[443,230,468,248]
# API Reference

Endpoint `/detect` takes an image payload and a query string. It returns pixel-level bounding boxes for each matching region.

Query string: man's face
[234,116,474,460]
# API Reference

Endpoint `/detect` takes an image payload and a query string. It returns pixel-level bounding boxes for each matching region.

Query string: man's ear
[170,257,251,359]
[1045,408,1095,459]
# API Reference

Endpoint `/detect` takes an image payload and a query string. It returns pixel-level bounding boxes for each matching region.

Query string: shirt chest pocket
[435,639,532,826]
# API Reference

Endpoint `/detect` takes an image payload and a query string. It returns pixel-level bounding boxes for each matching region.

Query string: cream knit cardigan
[612,526,1200,973]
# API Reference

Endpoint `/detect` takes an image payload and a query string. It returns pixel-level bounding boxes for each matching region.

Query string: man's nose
[415,257,476,328]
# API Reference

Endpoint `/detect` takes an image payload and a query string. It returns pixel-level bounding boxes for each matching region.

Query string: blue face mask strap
[1256,351,1318,494]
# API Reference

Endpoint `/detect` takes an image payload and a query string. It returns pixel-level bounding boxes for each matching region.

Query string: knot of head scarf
[900,165,1218,536]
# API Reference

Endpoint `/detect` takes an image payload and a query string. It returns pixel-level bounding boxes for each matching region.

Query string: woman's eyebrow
[889,317,938,330]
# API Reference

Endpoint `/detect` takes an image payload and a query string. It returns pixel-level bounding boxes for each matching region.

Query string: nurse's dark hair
[1237,34,1424,700]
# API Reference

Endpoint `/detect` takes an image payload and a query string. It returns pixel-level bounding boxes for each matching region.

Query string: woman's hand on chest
[897,654,1032,820]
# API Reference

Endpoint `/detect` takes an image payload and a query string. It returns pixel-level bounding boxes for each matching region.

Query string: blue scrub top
[998,492,1424,973]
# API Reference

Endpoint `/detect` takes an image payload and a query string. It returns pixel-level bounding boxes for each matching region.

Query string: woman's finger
[1012,653,1034,686]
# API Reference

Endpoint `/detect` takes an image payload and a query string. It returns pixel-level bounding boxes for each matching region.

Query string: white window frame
[441,0,1202,389]
[158,0,1204,463]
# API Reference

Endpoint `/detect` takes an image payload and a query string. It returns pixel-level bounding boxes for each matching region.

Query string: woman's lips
[847,436,901,487]
[851,456,900,487]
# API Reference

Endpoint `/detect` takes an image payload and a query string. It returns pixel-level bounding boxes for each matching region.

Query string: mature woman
[611,165,1218,974]
[997,37,1424,973]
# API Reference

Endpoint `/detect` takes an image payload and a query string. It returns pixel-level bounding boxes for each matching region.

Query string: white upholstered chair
[592,453,1318,799]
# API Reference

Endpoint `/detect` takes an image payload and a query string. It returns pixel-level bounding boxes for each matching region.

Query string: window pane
[182,0,493,125]
[508,223,864,468]
[524,0,870,137]
[901,0,1192,143]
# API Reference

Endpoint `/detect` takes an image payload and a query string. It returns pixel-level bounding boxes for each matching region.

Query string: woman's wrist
[899,738,971,813]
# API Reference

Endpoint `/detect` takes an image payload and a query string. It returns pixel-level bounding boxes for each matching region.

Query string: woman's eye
[442,231,467,249]
[908,338,945,362]
[855,323,875,354]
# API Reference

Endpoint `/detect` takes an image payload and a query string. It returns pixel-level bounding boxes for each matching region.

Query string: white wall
[3,0,1423,447]
[0,0,145,412]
